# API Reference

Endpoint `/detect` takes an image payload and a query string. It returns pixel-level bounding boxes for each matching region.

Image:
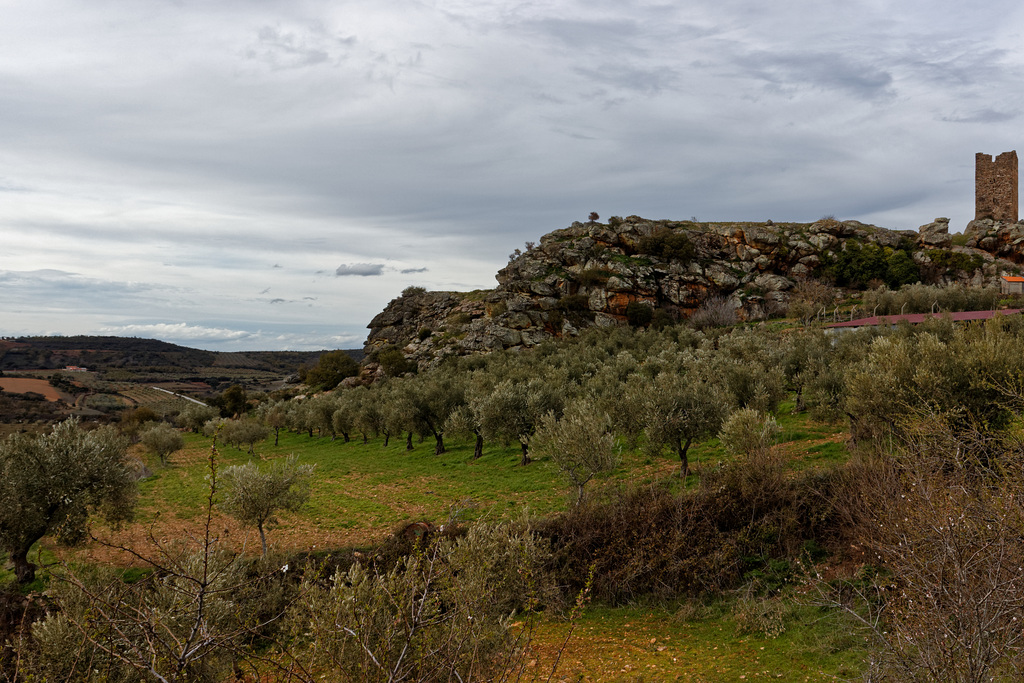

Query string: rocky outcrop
[364,216,1022,369]
[918,217,952,248]
[964,218,1024,263]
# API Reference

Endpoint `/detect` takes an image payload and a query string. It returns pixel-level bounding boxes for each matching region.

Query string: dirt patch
[0,378,69,402]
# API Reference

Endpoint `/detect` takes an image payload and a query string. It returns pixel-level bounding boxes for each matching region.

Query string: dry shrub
[732,593,788,639]
[688,296,737,330]
[534,453,843,604]
[819,422,1024,682]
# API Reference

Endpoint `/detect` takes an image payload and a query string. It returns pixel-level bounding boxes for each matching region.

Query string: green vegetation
[824,240,921,289]
[637,226,697,263]
[11,314,1024,680]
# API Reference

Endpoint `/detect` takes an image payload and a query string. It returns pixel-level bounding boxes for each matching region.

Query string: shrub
[862,283,1001,316]
[718,408,780,460]
[925,248,985,277]
[637,228,696,263]
[401,285,426,297]
[688,296,737,329]
[417,327,432,341]
[732,594,788,638]
[576,268,613,288]
[625,301,654,327]
[375,347,417,377]
[557,294,590,312]
[295,522,550,681]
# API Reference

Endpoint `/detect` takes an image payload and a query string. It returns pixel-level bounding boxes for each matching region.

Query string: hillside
[365,215,1024,368]
[0,337,362,375]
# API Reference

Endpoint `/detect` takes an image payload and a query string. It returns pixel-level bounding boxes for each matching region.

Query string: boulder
[918,218,952,248]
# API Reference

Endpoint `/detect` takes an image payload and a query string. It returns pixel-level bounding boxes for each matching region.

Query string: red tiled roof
[826,309,1023,329]
[1002,276,1024,282]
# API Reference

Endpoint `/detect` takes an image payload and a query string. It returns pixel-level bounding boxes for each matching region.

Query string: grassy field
[5,407,866,681]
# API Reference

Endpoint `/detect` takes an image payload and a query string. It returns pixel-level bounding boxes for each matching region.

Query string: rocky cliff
[364,215,1024,369]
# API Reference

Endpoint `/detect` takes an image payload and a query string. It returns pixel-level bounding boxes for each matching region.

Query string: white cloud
[335,263,385,276]
[2,0,1024,349]
[99,323,253,343]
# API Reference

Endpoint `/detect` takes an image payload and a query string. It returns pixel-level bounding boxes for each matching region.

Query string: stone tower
[975,150,1018,222]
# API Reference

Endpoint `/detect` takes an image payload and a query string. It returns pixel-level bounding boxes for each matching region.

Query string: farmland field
[0,378,70,402]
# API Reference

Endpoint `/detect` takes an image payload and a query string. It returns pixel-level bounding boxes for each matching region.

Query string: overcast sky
[2,0,1023,351]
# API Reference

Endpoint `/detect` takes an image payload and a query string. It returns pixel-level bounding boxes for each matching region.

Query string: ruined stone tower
[975,151,1018,222]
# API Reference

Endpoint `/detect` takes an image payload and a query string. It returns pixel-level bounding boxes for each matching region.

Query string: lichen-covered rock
[918,218,952,248]
[364,216,1021,369]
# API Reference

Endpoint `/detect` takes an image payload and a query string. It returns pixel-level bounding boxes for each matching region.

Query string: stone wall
[976,151,1018,222]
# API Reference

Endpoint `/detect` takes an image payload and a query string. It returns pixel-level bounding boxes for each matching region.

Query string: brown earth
[0,378,70,402]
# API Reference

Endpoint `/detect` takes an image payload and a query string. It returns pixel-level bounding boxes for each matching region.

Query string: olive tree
[0,418,137,583]
[531,400,618,506]
[176,403,219,434]
[220,417,271,456]
[718,408,780,460]
[140,422,185,465]
[256,399,290,446]
[220,455,314,557]
[477,377,564,466]
[632,370,730,478]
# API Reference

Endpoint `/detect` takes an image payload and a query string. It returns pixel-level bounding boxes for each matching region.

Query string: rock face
[964,218,1024,262]
[364,216,1021,368]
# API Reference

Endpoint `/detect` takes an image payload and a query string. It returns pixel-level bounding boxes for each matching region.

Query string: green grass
[137,429,585,535]
[532,597,867,681]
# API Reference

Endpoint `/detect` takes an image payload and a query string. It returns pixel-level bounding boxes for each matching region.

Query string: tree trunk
[676,436,693,479]
[258,522,268,558]
[434,434,445,455]
[343,432,350,443]
[794,385,805,413]
[273,427,280,446]
[383,432,390,447]
[519,441,531,466]
[11,547,35,584]
[473,433,483,459]
[406,432,414,451]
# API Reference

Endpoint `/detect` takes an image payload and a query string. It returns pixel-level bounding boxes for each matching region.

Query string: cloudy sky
[2,0,1023,351]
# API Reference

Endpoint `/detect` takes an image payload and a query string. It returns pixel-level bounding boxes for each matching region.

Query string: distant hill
[0,336,363,375]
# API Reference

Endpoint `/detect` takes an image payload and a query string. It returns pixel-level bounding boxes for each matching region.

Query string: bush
[688,296,737,329]
[638,228,696,263]
[375,346,417,377]
[625,301,654,327]
[862,283,1001,316]
[576,268,613,287]
[294,522,550,681]
[718,408,779,459]
[401,285,426,297]
[557,294,590,312]
[925,248,985,276]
